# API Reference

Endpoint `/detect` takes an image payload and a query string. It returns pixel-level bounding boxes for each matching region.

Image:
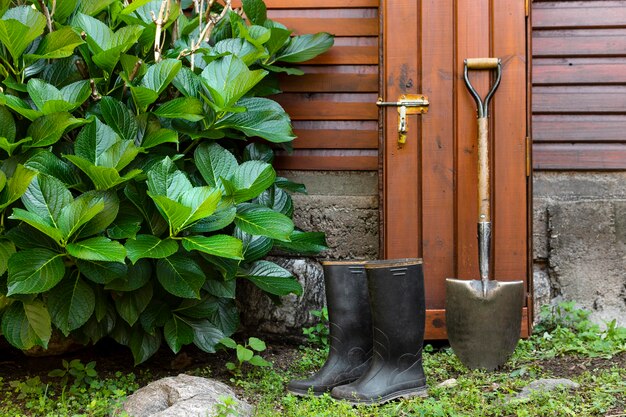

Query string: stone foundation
[239,171,626,338]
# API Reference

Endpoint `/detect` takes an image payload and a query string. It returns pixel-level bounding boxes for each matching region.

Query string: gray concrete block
[277,170,378,196]
[547,200,626,326]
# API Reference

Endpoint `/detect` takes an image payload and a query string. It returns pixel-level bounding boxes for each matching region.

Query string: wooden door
[381,0,531,339]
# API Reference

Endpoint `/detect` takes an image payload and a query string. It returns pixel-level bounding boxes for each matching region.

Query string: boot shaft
[365,259,425,357]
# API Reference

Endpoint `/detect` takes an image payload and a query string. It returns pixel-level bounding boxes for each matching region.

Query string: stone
[437,378,458,388]
[118,374,252,417]
[516,378,579,399]
[238,258,326,338]
[547,200,626,326]
[532,263,551,323]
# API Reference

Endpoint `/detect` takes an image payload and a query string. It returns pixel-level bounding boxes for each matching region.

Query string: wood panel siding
[260,1,380,171]
[532,1,626,170]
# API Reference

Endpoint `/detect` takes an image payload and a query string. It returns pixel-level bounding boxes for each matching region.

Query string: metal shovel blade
[445,278,524,370]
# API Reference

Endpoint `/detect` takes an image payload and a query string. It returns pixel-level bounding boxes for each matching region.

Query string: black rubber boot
[287,261,373,396]
[330,258,428,405]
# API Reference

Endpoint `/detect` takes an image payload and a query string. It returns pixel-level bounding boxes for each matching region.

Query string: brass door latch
[376,94,429,144]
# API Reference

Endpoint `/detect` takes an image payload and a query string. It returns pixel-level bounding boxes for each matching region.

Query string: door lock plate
[377,94,429,144]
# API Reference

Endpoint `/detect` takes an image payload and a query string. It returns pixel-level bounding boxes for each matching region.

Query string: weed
[302,308,330,347]
[221,337,272,376]
[48,359,98,390]
[214,396,240,417]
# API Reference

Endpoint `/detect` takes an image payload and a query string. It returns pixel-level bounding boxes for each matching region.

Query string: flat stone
[437,378,458,388]
[118,374,252,417]
[516,378,580,399]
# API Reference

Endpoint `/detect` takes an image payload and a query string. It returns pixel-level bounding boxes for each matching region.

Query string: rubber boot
[286,261,373,396]
[331,258,427,405]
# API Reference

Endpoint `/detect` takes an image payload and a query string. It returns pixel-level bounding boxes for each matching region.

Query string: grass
[0,302,624,416]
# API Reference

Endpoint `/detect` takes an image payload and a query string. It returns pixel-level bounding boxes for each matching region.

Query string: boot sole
[334,386,429,406]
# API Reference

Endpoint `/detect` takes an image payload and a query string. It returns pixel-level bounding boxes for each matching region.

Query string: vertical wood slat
[381,0,421,259]
[455,0,491,283]
[419,0,455,309]
[492,0,528,284]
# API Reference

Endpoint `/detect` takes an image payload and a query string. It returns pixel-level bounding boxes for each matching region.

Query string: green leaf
[65,155,142,190]
[249,355,271,367]
[27,78,66,112]
[128,326,161,365]
[0,105,16,142]
[265,27,292,56]
[141,128,178,149]
[77,259,127,284]
[248,337,266,351]
[231,160,276,203]
[234,203,294,241]
[200,55,267,110]
[0,6,46,64]
[58,194,105,239]
[237,345,254,362]
[0,239,15,275]
[275,32,334,63]
[60,80,91,107]
[204,278,236,299]
[150,186,222,234]
[0,137,31,156]
[153,97,205,121]
[182,235,243,260]
[173,66,201,98]
[186,205,236,233]
[214,38,266,67]
[275,177,307,194]
[22,174,72,227]
[114,282,153,326]
[1,300,51,350]
[137,59,182,102]
[74,118,139,170]
[78,0,116,16]
[25,26,85,60]
[66,237,126,263]
[258,186,293,216]
[54,0,79,22]
[105,259,150,291]
[7,249,65,295]
[243,142,274,163]
[125,235,179,264]
[194,142,238,188]
[275,231,328,255]
[124,182,168,236]
[242,0,267,25]
[215,97,295,143]
[129,86,159,113]
[100,96,139,142]
[25,151,82,188]
[146,157,191,200]
[10,208,64,243]
[209,297,239,335]
[163,316,194,354]
[239,260,302,296]
[234,228,272,262]
[220,337,237,349]
[157,255,205,299]
[27,113,87,148]
[77,190,120,238]
[0,165,37,210]
[190,319,225,353]
[48,275,95,336]
[0,94,43,121]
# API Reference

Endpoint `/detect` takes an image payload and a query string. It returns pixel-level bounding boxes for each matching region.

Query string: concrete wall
[239,171,626,338]
[533,172,626,326]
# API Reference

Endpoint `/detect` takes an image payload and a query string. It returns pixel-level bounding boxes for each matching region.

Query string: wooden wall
[261,0,380,171]
[532,1,626,170]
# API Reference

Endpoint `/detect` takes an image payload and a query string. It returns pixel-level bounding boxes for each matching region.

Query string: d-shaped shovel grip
[464,58,502,288]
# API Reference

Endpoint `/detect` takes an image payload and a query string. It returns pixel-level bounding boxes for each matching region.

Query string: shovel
[445,58,525,371]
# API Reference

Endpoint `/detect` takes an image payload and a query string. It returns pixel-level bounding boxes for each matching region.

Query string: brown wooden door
[380,0,531,339]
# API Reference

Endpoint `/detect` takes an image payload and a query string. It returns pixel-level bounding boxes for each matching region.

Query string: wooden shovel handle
[477,117,490,222]
[466,58,500,69]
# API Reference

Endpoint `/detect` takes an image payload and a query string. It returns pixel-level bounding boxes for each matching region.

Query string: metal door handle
[376,94,429,144]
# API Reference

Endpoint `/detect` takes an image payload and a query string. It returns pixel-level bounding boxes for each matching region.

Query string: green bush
[0,0,331,364]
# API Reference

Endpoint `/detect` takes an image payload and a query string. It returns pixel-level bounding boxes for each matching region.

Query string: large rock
[516,378,580,399]
[239,258,326,338]
[547,200,626,326]
[119,374,252,417]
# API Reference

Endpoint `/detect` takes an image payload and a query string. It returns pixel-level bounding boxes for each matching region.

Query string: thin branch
[152,0,172,62]
[90,79,101,101]
[36,0,54,32]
